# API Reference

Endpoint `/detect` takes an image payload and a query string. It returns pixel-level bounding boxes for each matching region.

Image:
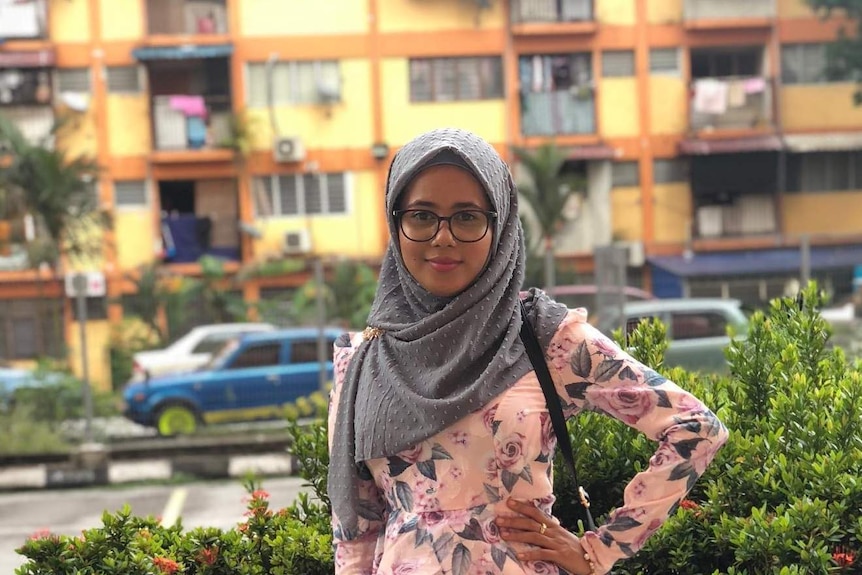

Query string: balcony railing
[521,90,595,136]
[690,76,773,132]
[152,95,232,152]
[146,0,228,36]
[684,0,775,22]
[1,106,54,146]
[510,0,592,24]
[695,195,777,239]
[0,0,47,39]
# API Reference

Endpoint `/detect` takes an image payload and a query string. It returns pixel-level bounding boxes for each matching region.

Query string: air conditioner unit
[283,229,311,255]
[273,136,305,163]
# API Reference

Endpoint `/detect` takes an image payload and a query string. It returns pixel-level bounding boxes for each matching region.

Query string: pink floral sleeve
[546,310,729,574]
[329,333,387,575]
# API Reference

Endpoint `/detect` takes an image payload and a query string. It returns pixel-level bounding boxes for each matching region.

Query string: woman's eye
[453,211,478,222]
[410,211,435,222]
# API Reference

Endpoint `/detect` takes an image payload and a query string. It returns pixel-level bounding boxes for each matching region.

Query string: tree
[0,114,110,270]
[513,143,584,290]
[807,0,862,103]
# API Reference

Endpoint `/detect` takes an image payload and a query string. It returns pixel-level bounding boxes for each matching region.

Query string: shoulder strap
[518,301,596,531]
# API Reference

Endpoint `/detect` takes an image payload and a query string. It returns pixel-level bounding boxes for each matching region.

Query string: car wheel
[155,403,199,436]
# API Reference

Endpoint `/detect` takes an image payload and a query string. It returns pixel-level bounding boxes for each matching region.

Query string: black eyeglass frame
[392,209,498,243]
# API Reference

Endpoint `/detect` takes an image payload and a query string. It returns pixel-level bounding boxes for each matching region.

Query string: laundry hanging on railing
[168,95,207,118]
[693,78,728,115]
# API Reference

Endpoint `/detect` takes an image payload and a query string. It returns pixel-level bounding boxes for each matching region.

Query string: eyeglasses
[393,209,497,243]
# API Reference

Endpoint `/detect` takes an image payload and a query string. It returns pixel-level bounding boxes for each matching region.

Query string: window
[649,48,680,76]
[0,299,64,360]
[56,68,91,92]
[671,312,728,340]
[254,173,349,217]
[228,343,281,369]
[781,44,852,85]
[114,180,148,207]
[71,297,108,321]
[107,66,142,93]
[0,68,51,106]
[690,47,761,78]
[602,51,635,78]
[653,159,688,184]
[409,57,503,102]
[290,341,320,363]
[10,318,38,359]
[612,161,640,187]
[192,333,238,355]
[786,152,861,192]
[247,60,341,107]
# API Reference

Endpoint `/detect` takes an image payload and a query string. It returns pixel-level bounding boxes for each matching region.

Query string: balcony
[695,195,778,239]
[146,0,228,37]
[690,76,774,133]
[152,95,232,153]
[521,90,595,137]
[683,0,775,28]
[0,0,47,40]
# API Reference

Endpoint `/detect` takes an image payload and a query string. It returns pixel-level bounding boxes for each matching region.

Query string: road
[0,476,310,574]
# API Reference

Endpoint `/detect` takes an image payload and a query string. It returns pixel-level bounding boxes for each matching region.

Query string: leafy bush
[554,283,862,574]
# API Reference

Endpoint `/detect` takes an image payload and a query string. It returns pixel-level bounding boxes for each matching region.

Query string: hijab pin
[363,327,384,341]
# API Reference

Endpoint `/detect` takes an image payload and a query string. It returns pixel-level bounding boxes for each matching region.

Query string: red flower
[153,556,180,574]
[28,529,52,541]
[679,499,700,511]
[196,546,219,566]
[251,489,270,500]
[833,549,856,567]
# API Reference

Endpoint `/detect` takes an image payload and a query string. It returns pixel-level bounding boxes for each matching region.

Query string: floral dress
[328,309,728,575]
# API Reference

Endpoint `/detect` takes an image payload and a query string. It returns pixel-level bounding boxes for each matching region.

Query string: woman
[328,128,728,575]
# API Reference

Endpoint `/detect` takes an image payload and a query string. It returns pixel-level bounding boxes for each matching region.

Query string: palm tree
[513,143,584,290]
[0,114,110,270]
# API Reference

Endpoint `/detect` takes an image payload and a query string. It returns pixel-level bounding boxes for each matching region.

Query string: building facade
[1,0,861,387]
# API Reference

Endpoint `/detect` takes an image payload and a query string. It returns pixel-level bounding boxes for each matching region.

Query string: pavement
[0,417,300,491]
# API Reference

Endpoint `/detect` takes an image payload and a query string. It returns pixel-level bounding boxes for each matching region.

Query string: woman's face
[396,165,494,298]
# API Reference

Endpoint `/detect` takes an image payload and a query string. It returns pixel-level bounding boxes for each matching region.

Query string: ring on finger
[539,522,547,535]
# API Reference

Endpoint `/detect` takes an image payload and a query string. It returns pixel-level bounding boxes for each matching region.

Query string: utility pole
[314,257,328,392]
[72,273,94,444]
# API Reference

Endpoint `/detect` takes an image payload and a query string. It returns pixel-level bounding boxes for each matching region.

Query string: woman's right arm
[328,334,388,575]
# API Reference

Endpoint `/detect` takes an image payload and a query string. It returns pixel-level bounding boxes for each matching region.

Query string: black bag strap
[519,301,596,532]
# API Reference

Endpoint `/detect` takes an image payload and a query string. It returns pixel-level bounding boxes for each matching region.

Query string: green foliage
[807,0,862,104]
[553,282,862,574]
[0,114,110,269]
[16,481,334,575]
[290,260,378,329]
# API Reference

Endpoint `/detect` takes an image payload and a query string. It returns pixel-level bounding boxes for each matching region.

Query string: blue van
[121,328,344,435]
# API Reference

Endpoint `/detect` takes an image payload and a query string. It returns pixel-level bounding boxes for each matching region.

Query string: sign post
[66,272,105,443]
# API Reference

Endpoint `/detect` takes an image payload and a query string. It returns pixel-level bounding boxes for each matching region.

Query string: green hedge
[16,284,862,574]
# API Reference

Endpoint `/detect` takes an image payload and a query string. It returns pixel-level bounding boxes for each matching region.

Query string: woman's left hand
[497,499,593,575]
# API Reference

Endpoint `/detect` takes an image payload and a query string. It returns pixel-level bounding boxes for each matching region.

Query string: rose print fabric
[328,309,728,575]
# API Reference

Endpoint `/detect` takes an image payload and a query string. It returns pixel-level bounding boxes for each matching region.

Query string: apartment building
[1,0,860,387]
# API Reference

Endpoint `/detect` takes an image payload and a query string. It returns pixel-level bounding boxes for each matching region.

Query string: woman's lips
[427,258,460,272]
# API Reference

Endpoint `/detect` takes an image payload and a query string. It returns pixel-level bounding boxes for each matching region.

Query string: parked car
[122,327,344,435]
[131,322,276,380]
[547,283,655,332]
[620,298,750,373]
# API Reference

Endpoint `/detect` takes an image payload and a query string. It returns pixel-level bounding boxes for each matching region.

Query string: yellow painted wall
[653,183,692,244]
[68,320,111,392]
[241,0,368,36]
[378,0,505,33]
[107,95,151,157]
[777,0,816,18]
[647,0,682,23]
[252,171,385,259]
[649,77,687,135]
[56,108,99,160]
[248,59,373,150]
[595,0,636,25]
[783,191,862,236]
[782,85,862,130]
[115,211,157,270]
[380,59,507,146]
[611,186,642,241]
[599,78,639,138]
[49,0,90,43]
[99,0,143,40]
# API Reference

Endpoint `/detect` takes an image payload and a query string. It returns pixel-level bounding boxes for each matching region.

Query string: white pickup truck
[131,323,276,380]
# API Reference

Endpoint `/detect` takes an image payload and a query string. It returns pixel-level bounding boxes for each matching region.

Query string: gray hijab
[328,128,568,538]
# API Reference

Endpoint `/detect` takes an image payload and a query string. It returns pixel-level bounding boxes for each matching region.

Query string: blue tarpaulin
[132,44,233,61]
[649,244,862,278]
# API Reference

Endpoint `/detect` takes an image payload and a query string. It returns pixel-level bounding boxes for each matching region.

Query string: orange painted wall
[783,191,862,236]
[782,85,862,131]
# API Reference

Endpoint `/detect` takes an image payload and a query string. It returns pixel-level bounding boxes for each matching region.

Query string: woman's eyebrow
[405,200,484,209]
